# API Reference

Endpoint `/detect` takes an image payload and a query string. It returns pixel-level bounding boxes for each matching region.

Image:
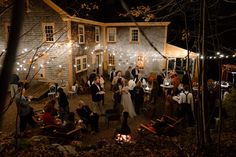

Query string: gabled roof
[43,0,69,18]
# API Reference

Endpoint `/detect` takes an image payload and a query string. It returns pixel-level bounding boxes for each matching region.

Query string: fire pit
[115,112,132,144]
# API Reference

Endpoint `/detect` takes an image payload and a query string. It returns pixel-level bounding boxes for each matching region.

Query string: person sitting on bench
[54,112,76,133]
[76,100,99,133]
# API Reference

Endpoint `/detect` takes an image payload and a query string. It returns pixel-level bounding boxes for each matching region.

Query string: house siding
[0,0,169,87]
[106,26,166,76]
[0,0,70,84]
[71,22,102,80]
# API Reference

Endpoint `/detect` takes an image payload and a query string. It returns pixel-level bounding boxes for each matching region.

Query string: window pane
[95,27,100,42]
[44,25,54,41]
[78,25,85,43]
[131,29,139,42]
[108,28,116,42]
[83,58,87,69]
[77,59,81,71]
[108,54,115,65]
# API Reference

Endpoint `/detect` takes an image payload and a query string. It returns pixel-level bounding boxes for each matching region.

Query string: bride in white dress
[121,79,136,118]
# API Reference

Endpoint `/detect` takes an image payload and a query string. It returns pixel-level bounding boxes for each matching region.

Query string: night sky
[53,0,236,55]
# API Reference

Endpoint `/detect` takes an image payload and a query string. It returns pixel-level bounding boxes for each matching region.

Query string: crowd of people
[12,65,227,137]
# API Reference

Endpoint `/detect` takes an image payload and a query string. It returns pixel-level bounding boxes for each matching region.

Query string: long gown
[121,86,136,118]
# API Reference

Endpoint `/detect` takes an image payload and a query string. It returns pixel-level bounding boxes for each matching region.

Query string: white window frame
[107,27,116,42]
[78,25,85,44]
[42,23,55,42]
[75,55,87,73]
[130,27,139,43]
[108,54,115,66]
[95,26,100,43]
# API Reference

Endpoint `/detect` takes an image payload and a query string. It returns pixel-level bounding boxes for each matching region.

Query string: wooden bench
[140,116,183,135]
[40,124,83,139]
[53,126,83,137]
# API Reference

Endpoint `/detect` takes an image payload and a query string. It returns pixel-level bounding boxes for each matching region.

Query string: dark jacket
[10,74,19,84]
[15,94,31,116]
[90,83,103,102]
[133,86,144,105]
[76,106,92,123]
[58,91,69,108]
[131,68,139,79]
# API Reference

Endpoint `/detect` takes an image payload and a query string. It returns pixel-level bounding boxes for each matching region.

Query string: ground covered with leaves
[1,88,236,157]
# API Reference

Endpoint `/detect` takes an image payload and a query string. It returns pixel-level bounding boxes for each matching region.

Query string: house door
[95,53,101,74]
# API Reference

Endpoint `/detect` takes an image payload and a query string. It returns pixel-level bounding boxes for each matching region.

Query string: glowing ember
[115,133,131,144]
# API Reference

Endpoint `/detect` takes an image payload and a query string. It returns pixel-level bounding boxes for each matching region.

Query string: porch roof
[165,44,198,58]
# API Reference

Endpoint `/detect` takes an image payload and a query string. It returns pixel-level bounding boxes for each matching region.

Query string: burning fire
[115,133,131,144]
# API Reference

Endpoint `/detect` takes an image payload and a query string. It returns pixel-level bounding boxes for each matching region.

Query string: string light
[3,40,234,75]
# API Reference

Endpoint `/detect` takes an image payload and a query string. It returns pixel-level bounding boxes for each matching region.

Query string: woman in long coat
[57,87,69,121]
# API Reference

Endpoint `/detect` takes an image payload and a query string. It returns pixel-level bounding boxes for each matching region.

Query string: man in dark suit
[131,66,140,79]
[125,66,133,80]
[90,76,104,115]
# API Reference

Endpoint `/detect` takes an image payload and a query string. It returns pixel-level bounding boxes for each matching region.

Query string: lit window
[82,57,87,69]
[108,54,115,66]
[107,28,116,42]
[75,55,87,73]
[78,25,85,44]
[130,28,139,42]
[42,23,54,42]
[137,55,144,69]
[95,26,100,43]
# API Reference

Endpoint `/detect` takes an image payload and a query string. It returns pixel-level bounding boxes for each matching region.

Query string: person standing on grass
[90,76,105,115]
[121,79,136,118]
[125,66,133,80]
[98,74,105,106]
[112,77,123,110]
[10,73,20,98]
[133,81,144,114]
[57,87,69,122]
[131,65,140,80]
[15,84,36,136]
[76,100,99,133]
